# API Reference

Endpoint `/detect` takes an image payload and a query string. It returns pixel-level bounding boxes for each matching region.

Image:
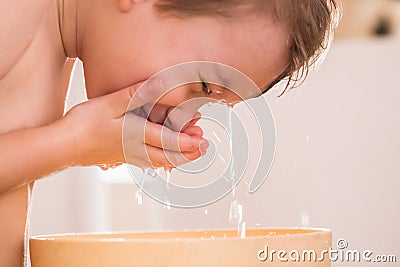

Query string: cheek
[157,86,190,106]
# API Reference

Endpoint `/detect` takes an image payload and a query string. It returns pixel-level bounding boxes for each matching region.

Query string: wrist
[48,117,80,168]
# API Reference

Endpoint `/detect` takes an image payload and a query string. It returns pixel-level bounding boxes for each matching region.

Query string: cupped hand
[62,78,207,169]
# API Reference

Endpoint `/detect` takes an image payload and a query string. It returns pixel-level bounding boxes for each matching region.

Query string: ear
[119,0,149,13]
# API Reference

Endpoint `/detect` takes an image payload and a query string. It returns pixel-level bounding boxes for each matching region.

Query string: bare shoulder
[0,0,70,132]
[0,0,53,79]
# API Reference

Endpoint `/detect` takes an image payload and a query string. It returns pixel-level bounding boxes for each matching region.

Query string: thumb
[127,78,164,112]
[100,78,164,118]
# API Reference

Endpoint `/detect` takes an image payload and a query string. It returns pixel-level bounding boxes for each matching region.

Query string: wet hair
[154,0,341,94]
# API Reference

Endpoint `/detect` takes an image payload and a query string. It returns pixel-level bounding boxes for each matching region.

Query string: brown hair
[154,0,341,93]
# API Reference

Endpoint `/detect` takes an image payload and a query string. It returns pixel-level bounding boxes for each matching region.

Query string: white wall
[30,37,400,266]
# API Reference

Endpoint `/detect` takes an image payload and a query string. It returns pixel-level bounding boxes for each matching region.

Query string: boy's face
[81,1,289,110]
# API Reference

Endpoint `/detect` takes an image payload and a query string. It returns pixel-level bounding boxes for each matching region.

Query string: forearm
[0,120,74,194]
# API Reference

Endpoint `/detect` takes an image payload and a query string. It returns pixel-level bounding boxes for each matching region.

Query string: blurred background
[30,1,400,266]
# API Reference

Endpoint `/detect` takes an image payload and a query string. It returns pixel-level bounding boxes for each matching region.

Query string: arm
[0,120,74,194]
[0,79,206,195]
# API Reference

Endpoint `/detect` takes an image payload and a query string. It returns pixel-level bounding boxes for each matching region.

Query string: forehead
[175,15,290,92]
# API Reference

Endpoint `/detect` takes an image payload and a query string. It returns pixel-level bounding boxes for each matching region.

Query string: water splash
[135,190,143,205]
[227,107,236,197]
[226,105,247,238]
[218,99,228,105]
[164,196,171,210]
[144,168,158,179]
[229,200,243,228]
[300,211,310,227]
[239,222,246,239]
[149,169,158,179]
[164,168,171,189]
[135,169,146,205]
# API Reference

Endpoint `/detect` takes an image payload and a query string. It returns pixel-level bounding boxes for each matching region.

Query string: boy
[0,0,339,266]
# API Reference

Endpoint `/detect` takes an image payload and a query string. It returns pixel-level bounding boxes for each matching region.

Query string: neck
[58,0,89,58]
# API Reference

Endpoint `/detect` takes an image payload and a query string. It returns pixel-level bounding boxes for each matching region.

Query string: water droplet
[231,183,236,197]
[164,197,171,210]
[300,211,310,227]
[227,102,235,108]
[218,99,228,105]
[229,200,243,225]
[145,168,158,179]
[164,168,171,189]
[135,190,143,205]
[227,107,236,197]
[239,222,246,239]
[306,136,310,143]
[98,164,110,171]
[204,209,208,215]
[135,170,146,205]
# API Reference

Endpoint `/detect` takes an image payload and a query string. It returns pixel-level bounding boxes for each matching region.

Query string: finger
[145,145,202,168]
[144,120,207,152]
[181,111,202,131]
[189,112,202,126]
[164,106,200,132]
[182,126,203,139]
[122,114,206,161]
[99,78,164,118]
[147,104,170,124]
[187,116,201,128]
[127,78,164,112]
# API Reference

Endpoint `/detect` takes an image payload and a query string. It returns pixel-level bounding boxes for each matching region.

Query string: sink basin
[30,228,331,266]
